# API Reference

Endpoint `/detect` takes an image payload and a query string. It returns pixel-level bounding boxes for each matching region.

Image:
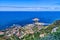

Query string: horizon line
[0,6,60,11]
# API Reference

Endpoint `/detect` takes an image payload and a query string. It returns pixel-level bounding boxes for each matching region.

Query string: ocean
[0,11,60,30]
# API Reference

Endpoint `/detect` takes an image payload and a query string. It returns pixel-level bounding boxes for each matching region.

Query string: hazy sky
[0,0,60,11]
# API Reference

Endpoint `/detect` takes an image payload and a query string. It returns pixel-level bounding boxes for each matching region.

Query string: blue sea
[0,11,60,30]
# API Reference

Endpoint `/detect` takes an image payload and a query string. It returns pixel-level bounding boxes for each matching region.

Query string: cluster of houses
[0,18,48,38]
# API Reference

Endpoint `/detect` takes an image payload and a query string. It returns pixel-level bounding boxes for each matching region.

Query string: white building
[0,31,4,35]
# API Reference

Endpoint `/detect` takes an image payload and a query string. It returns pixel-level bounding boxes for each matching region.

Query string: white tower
[33,18,39,23]
[33,18,44,25]
[33,18,40,25]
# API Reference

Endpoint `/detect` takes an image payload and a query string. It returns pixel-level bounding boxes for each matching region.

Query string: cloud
[0,6,60,11]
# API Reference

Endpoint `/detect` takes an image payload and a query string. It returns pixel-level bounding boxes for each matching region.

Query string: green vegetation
[0,20,60,40]
[0,35,5,40]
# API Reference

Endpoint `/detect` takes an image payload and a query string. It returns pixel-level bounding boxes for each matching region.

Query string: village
[0,18,59,40]
[0,18,47,39]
